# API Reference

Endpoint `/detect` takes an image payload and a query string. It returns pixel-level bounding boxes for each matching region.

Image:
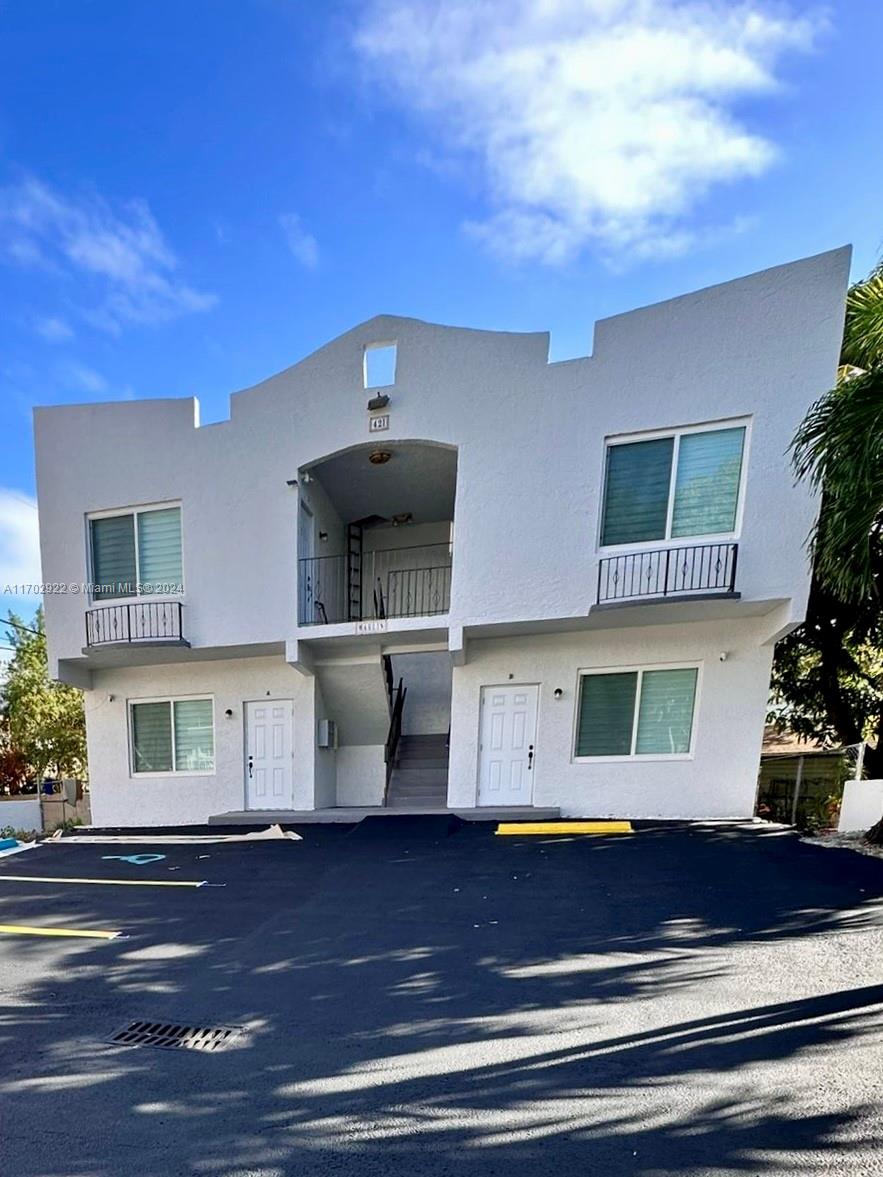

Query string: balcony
[85,601,188,648]
[299,543,452,626]
[596,542,738,606]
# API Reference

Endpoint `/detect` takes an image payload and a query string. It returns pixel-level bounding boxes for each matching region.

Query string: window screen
[601,438,674,546]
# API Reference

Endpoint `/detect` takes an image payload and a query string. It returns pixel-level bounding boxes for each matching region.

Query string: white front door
[245,699,294,810]
[477,685,539,806]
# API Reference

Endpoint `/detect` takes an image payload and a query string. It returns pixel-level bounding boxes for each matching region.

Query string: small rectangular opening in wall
[364,343,397,389]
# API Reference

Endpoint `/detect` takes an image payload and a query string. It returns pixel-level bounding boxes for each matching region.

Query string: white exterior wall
[85,657,320,826]
[391,652,452,734]
[0,798,43,834]
[32,249,851,824]
[838,780,883,834]
[448,618,773,819]
[336,746,386,806]
[36,249,850,677]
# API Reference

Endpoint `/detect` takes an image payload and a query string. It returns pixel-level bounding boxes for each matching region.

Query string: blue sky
[1,0,882,628]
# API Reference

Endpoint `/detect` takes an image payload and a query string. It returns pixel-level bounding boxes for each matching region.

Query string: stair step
[389,790,449,800]
[396,757,449,770]
[390,790,449,800]
[386,795,449,805]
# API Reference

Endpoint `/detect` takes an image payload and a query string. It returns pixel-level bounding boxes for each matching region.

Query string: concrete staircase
[386,733,449,808]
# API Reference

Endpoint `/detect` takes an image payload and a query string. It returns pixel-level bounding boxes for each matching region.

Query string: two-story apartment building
[34,248,850,827]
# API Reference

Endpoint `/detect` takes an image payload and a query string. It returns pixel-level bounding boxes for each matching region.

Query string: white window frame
[597,417,751,553]
[87,500,184,603]
[128,694,215,778]
[572,662,702,763]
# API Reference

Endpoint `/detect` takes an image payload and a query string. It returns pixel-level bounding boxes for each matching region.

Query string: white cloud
[353,0,824,263]
[0,176,218,329]
[34,315,74,343]
[279,212,319,269]
[0,489,41,594]
[58,361,108,395]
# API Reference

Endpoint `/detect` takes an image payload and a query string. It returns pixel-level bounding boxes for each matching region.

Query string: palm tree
[793,263,883,602]
[791,261,883,841]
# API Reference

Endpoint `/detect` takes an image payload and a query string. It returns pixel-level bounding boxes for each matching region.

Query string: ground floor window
[575,666,698,759]
[129,696,214,775]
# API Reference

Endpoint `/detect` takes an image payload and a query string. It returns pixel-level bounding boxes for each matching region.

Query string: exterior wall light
[369,450,392,465]
[224,708,234,718]
[367,393,390,411]
[553,688,564,700]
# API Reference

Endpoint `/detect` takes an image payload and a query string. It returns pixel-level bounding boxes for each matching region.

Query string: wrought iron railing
[597,542,738,605]
[85,601,185,646]
[299,543,452,625]
[384,677,407,803]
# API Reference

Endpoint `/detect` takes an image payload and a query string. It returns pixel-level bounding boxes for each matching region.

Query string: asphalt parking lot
[1,817,882,1177]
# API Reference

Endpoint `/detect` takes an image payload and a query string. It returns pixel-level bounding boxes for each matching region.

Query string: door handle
[247,755,254,779]
[527,744,534,770]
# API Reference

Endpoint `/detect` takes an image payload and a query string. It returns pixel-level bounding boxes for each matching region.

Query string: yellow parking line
[0,875,206,888]
[496,821,633,836]
[0,923,120,940]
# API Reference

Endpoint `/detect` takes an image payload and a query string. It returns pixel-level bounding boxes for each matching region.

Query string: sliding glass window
[601,425,746,547]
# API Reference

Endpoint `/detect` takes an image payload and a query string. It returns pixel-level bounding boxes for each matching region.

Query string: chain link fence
[756,745,862,832]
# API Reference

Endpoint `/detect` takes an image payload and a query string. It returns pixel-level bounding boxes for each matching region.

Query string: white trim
[128,694,215,777]
[87,501,184,603]
[572,661,702,763]
[597,417,752,553]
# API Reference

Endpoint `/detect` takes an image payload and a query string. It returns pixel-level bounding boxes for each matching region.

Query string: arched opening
[297,441,457,626]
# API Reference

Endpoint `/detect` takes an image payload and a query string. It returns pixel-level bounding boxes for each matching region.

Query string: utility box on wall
[317,719,337,749]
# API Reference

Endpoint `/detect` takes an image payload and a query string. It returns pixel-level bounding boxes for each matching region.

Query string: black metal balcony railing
[85,601,185,647]
[299,543,452,626]
[597,542,738,605]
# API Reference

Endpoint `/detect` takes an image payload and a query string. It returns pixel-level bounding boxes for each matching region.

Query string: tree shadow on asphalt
[1,821,882,1175]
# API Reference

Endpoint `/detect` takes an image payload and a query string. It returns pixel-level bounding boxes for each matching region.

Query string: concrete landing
[209,805,561,825]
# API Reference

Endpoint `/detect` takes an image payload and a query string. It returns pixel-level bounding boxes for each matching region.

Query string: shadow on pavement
[1,820,882,1175]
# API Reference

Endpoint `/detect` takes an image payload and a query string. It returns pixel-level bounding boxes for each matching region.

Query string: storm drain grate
[108,1020,242,1053]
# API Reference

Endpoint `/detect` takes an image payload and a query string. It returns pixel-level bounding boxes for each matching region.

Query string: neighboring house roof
[761,726,842,758]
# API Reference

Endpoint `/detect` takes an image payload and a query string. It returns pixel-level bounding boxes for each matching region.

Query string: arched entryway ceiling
[305,441,456,525]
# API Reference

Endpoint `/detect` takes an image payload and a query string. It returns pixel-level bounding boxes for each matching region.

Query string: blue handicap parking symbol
[102,854,166,865]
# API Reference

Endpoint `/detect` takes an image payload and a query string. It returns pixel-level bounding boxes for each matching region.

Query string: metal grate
[108,1020,242,1053]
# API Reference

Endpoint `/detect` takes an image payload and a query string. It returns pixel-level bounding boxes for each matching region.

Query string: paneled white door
[245,700,293,810]
[477,685,539,806]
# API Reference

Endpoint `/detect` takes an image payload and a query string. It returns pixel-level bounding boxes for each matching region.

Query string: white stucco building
[34,248,849,827]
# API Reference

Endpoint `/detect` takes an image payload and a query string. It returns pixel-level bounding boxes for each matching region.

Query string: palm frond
[792,365,883,601]
[842,263,883,368]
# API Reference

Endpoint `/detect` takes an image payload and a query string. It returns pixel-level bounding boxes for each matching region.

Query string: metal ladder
[346,522,363,621]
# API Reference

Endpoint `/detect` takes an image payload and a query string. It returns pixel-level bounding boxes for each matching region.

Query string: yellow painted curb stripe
[0,875,206,888]
[0,923,120,940]
[496,821,633,836]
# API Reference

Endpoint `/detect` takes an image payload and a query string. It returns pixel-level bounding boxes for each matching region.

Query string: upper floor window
[364,342,397,389]
[89,504,182,600]
[600,422,747,548]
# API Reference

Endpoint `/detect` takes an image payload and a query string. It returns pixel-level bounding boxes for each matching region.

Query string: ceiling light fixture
[369,450,392,465]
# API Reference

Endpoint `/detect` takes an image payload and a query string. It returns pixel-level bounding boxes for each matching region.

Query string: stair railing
[383,678,407,805]
[381,653,395,709]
